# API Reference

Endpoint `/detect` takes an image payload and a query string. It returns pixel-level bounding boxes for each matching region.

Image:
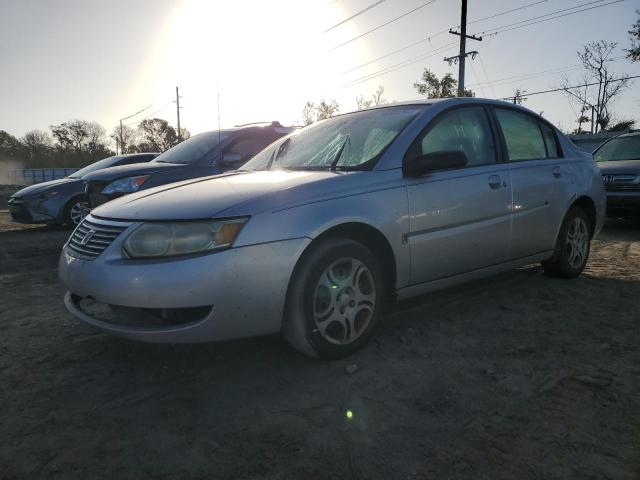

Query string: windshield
[594,136,640,162]
[69,156,120,178]
[243,106,423,171]
[154,132,230,164]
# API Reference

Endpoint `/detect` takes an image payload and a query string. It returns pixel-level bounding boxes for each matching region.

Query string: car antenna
[217,83,222,147]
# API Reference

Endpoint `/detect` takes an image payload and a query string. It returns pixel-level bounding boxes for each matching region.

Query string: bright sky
[1,0,639,140]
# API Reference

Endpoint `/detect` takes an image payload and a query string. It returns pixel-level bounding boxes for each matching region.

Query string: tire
[63,197,88,227]
[282,237,384,359]
[542,206,591,278]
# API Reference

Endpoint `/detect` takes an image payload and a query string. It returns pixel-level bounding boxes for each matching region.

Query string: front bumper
[605,191,640,218]
[8,197,57,224]
[58,226,310,343]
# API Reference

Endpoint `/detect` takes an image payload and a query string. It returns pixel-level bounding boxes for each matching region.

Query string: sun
[126,0,371,134]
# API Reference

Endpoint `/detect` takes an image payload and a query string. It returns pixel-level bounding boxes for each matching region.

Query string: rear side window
[495,109,547,161]
[415,107,496,167]
[226,132,275,160]
[540,122,562,158]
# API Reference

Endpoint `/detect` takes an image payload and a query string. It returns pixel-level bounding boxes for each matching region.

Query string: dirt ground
[1,210,639,480]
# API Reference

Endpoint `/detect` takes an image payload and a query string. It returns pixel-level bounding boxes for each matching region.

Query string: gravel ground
[1,212,639,479]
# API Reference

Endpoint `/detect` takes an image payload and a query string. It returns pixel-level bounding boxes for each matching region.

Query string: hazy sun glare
[127,0,370,134]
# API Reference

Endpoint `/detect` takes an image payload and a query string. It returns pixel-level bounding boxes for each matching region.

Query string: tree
[0,130,25,163]
[414,69,473,98]
[110,125,138,154]
[356,85,387,110]
[21,130,53,166]
[627,10,640,62]
[137,118,180,152]
[301,99,340,125]
[316,99,340,121]
[607,119,635,132]
[561,41,631,133]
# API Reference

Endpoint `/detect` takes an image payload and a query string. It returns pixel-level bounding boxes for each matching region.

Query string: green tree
[414,69,473,98]
[21,130,53,167]
[136,118,181,152]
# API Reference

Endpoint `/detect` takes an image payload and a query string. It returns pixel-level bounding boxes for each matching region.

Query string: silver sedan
[58,98,606,359]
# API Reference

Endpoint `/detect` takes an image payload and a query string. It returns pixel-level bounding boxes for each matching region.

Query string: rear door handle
[552,166,561,178]
[488,174,502,189]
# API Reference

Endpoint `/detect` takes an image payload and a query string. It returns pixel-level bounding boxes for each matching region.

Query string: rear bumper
[606,191,640,218]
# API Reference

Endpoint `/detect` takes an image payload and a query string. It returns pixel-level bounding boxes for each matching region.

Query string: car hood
[82,161,186,182]
[597,160,640,175]
[12,177,79,198]
[92,170,359,221]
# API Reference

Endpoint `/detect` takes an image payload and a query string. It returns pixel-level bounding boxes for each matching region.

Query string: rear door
[405,105,512,285]
[492,107,572,258]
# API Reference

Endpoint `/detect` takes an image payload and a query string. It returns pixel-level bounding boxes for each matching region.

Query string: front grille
[606,184,640,192]
[67,217,130,260]
[86,181,110,208]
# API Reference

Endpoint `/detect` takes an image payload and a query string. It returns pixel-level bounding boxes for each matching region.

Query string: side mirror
[404,150,468,177]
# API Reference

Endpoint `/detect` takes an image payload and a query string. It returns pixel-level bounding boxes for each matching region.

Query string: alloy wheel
[565,217,589,269]
[312,257,376,345]
[70,201,88,226]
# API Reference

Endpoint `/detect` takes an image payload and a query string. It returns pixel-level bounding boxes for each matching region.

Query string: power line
[344,43,457,88]
[500,75,639,101]
[477,55,497,98]
[124,102,172,126]
[323,0,386,33]
[475,0,623,36]
[332,0,437,50]
[342,0,560,76]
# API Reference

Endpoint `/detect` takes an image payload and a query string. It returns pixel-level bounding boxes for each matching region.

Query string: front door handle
[552,166,561,178]
[488,174,502,189]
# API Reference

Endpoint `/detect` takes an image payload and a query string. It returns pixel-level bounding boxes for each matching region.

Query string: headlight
[123,218,248,258]
[102,175,150,195]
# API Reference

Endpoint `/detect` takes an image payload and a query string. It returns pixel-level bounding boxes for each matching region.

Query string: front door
[406,106,512,285]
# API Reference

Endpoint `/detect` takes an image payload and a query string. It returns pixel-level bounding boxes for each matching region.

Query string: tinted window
[154,132,230,164]
[118,154,156,166]
[414,107,496,167]
[495,109,546,161]
[226,133,275,160]
[540,123,561,158]
[69,156,121,178]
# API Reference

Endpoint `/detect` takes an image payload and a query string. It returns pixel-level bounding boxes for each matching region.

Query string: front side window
[495,109,547,161]
[411,107,496,167]
[243,106,423,171]
[594,136,640,162]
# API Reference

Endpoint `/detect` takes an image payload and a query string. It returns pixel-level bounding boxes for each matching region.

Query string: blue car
[8,153,158,226]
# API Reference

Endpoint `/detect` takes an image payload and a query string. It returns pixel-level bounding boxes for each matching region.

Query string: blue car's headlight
[102,175,150,195]
[123,218,249,258]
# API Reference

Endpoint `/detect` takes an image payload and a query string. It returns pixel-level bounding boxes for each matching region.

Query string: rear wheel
[542,206,591,278]
[63,198,88,227]
[282,237,384,359]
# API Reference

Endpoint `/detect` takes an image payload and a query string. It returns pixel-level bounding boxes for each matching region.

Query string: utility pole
[174,86,182,141]
[444,0,482,97]
[118,119,124,155]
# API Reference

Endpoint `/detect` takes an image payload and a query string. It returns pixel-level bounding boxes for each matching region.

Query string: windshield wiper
[267,137,291,170]
[330,134,351,171]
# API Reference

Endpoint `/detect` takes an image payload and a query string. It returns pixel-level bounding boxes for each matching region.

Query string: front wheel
[542,206,591,278]
[64,198,88,227]
[282,238,384,359]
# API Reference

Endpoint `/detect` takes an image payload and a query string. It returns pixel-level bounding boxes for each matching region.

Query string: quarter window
[495,109,547,161]
[540,122,561,158]
[414,107,496,167]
